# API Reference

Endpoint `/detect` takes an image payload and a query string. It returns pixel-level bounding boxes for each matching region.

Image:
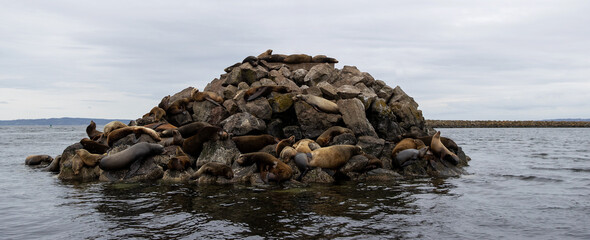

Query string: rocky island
[26,50,470,185]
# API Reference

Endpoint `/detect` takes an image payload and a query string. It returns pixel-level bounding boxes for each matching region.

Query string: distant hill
[542,118,590,122]
[0,117,132,126]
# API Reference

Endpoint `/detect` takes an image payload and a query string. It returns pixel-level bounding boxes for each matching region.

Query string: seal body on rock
[316,126,354,146]
[191,89,224,104]
[99,142,165,171]
[430,131,460,165]
[106,126,162,147]
[276,135,295,156]
[142,107,166,122]
[294,145,363,181]
[418,135,459,153]
[167,146,191,171]
[391,138,426,158]
[394,147,429,168]
[103,121,128,135]
[294,139,318,153]
[80,138,109,154]
[295,94,339,114]
[236,152,293,182]
[181,126,223,158]
[283,54,312,64]
[279,146,297,162]
[170,121,212,138]
[231,134,278,153]
[86,120,103,140]
[75,149,103,167]
[191,162,234,179]
[159,129,184,147]
[244,86,290,101]
[25,155,53,166]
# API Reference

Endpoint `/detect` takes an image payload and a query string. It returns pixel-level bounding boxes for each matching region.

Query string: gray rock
[303,63,338,86]
[302,86,322,96]
[268,93,294,113]
[99,155,165,182]
[269,70,300,92]
[340,154,369,174]
[294,101,342,138]
[223,100,239,115]
[292,69,308,86]
[203,78,225,97]
[196,139,240,168]
[301,168,334,183]
[336,85,361,99]
[223,85,238,99]
[368,98,403,141]
[226,63,266,86]
[330,132,357,146]
[355,83,378,110]
[266,119,285,139]
[242,97,272,120]
[317,81,338,100]
[168,87,195,104]
[357,136,385,158]
[377,84,394,101]
[192,100,230,125]
[337,98,377,137]
[221,112,267,136]
[167,111,193,127]
[283,126,303,140]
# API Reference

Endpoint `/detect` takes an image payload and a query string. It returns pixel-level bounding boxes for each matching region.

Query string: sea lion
[275,135,295,156]
[106,126,162,147]
[168,121,212,138]
[25,155,53,166]
[75,149,104,167]
[283,54,312,64]
[72,154,84,175]
[244,86,290,101]
[293,139,319,153]
[431,131,460,165]
[257,49,273,60]
[159,129,184,147]
[394,147,429,168]
[167,146,191,171]
[231,134,279,153]
[418,135,459,153]
[236,152,293,182]
[158,95,171,111]
[103,121,128,135]
[312,55,339,63]
[142,107,166,122]
[279,146,297,163]
[86,120,103,140]
[294,145,363,181]
[181,125,223,158]
[191,89,224,104]
[266,54,287,63]
[242,55,258,67]
[144,122,177,133]
[391,138,426,158]
[45,155,61,172]
[99,142,165,171]
[363,153,384,170]
[167,97,191,115]
[295,94,339,114]
[191,162,234,179]
[80,138,109,154]
[316,126,354,146]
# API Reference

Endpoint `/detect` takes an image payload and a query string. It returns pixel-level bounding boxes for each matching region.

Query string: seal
[72,154,84,175]
[191,162,234,179]
[295,94,339,114]
[312,55,339,63]
[181,125,223,158]
[191,89,224,105]
[103,121,128,135]
[279,146,297,162]
[80,138,109,154]
[75,149,104,168]
[315,126,354,146]
[293,139,320,153]
[257,49,273,60]
[244,86,290,102]
[231,134,279,153]
[144,122,177,133]
[283,54,312,64]
[99,142,165,171]
[159,129,184,147]
[169,121,213,138]
[25,155,53,166]
[236,152,293,182]
[391,138,426,158]
[167,146,191,171]
[242,55,258,67]
[266,54,288,63]
[44,155,61,172]
[430,131,460,165]
[418,135,459,153]
[275,135,295,156]
[294,145,363,181]
[142,107,166,122]
[158,95,171,111]
[394,147,429,168]
[86,120,103,140]
[106,126,162,147]
[166,97,191,115]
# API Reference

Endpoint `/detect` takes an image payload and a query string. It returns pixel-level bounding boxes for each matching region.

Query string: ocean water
[1,126,589,239]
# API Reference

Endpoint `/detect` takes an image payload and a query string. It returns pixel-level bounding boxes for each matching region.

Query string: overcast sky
[1,0,589,121]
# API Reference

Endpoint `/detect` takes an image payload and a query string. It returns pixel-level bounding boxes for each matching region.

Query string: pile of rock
[27,50,470,184]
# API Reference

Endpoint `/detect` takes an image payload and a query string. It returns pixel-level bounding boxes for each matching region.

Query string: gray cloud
[1,0,589,120]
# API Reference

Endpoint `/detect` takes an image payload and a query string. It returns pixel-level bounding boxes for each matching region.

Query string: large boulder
[221,112,267,136]
[337,98,377,137]
[195,139,240,168]
[294,101,342,138]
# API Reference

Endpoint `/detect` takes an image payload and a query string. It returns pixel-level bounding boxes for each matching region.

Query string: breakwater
[427,120,590,128]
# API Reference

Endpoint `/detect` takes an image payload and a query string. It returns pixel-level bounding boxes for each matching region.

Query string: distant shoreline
[0,117,132,126]
[427,120,590,128]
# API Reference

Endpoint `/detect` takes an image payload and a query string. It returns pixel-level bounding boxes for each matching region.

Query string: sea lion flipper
[204,97,223,107]
[246,86,269,102]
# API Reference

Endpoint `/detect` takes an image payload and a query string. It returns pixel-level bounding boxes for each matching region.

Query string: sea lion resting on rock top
[394,147,429,168]
[103,121,128,135]
[106,126,162,147]
[191,89,224,105]
[418,135,459,153]
[294,145,363,181]
[275,135,295,156]
[25,155,53,166]
[76,149,104,167]
[191,162,234,180]
[431,131,460,165]
[295,94,339,114]
[236,152,293,182]
[167,146,191,171]
[99,142,165,171]
[142,107,166,122]
[86,120,103,141]
[244,85,290,102]
[391,138,426,158]
[279,146,298,163]
[80,138,109,154]
[232,134,279,153]
[159,129,184,147]
[293,139,320,153]
[167,121,212,138]
[283,54,313,64]
[312,55,338,63]
[182,125,224,158]
[316,126,354,146]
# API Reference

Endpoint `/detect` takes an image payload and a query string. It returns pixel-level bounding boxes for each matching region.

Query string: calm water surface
[1,126,589,239]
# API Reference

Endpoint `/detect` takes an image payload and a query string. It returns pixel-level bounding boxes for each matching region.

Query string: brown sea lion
[45,155,61,172]
[181,125,223,158]
[158,95,171,111]
[431,131,460,165]
[106,126,162,147]
[191,89,224,104]
[159,129,184,147]
[294,145,363,181]
[75,149,103,167]
[191,162,234,179]
[167,146,191,171]
[312,55,339,63]
[293,139,318,153]
[231,134,279,153]
[283,54,312,64]
[279,146,298,163]
[363,153,384,170]
[99,142,165,171]
[144,122,177,133]
[295,94,339,114]
[25,155,53,166]
[142,107,166,121]
[86,120,103,140]
[244,85,290,102]
[242,55,258,67]
[418,135,459,153]
[236,152,293,182]
[72,154,84,175]
[167,121,212,138]
[167,97,191,115]
[103,121,128,135]
[316,126,354,146]
[80,138,109,154]
[391,138,426,158]
[276,135,295,156]
[266,54,287,62]
[257,49,273,60]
